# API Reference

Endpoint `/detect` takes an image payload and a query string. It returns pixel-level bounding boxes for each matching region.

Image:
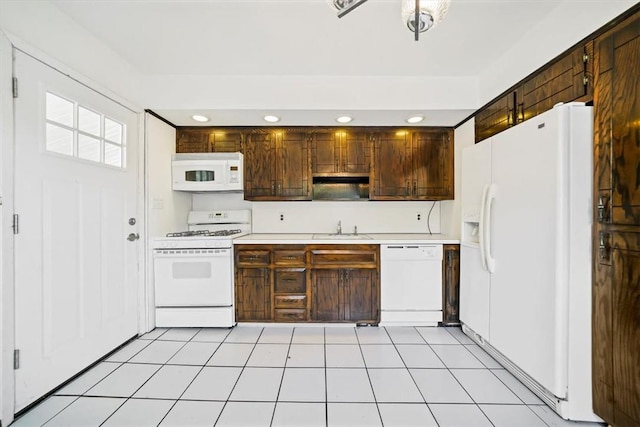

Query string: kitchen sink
[312,233,372,240]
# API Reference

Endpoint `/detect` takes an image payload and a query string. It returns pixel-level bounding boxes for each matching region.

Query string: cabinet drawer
[275,295,307,309]
[273,250,306,265]
[274,269,306,293]
[274,308,307,322]
[236,250,270,266]
[309,246,378,267]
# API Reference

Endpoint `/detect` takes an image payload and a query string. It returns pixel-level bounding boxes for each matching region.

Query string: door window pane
[46,92,73,127]
[78,134,101,162]
[105,118,123,144]
[104,143,122,167]
[46,123,73,155]
[78,106,101,137]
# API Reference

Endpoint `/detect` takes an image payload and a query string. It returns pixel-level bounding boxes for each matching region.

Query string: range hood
[312,176,369,200]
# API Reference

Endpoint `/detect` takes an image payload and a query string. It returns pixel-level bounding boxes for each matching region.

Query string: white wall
[440,118,475,238]
[146,115,191,237]
[478,0,638,105]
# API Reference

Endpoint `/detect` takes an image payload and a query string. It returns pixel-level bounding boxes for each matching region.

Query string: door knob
[127,233,140,242]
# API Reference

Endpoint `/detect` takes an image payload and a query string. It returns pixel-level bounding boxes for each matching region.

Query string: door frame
[0,33,149,424]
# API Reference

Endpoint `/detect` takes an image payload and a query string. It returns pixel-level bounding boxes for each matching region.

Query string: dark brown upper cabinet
[371,128,454,200]
[176,127,244,153]
[311,129,371,176]
[244,129,311,201]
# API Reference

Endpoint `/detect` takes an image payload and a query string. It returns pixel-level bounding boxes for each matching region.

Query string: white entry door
[13,51,140,411]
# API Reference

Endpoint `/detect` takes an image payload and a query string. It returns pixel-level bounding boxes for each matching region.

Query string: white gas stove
[153,209,251,327]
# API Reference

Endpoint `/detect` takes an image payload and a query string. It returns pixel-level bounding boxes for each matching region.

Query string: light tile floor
[12,325,602,427]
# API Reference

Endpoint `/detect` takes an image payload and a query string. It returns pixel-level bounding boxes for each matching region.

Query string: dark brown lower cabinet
[311,268,378,323]
[235,267,271,321]
[442,244,460,325]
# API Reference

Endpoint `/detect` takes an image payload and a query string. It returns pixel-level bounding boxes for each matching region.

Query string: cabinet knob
[599,232,611,262]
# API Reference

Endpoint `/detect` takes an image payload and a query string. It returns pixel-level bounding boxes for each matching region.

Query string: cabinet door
[277,131,311,199]
[311,269,341,321]
[474,93,515,143]
[372,131,411,199]
[176,128,208,153]
[442,244,460,325]
[245,132,276,199]
[343,269,378,323]
[209,129,244,153]
[312,131,340,174]
[342,131,370,174]
[236,268,271,321]
[412,130,454,200]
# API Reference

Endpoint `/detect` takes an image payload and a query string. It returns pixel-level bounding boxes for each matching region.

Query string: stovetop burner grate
[166,229,243,238]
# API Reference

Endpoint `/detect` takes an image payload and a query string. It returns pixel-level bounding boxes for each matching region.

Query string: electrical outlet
[416,212,422,221]
[279,213,285,221]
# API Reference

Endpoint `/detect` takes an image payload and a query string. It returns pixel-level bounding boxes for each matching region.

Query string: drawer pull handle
[282,278,297,282]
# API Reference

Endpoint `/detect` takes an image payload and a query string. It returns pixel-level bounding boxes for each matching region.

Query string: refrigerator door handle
[478,184,490,271]
[484,184,497,273]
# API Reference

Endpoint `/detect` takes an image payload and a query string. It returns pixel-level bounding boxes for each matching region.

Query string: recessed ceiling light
[336,116,353,124]
[406,115,425,124]
[191,114,210,122]
[263,115,280,123]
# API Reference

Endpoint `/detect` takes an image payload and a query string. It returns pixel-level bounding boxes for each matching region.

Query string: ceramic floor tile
[56,362,121,395]
[133,365,200,399]
[291,327,325,344]
[385,327,426,344]
[451,369,521,404]
[191,328,232,342]
[416,327,459,344]
[106,340,152,362]
[206,343,254,367]
[326,368,375,402]
[286,344,324,367]
[278,368,326,402]
[139,328,168,340]
[360,344,405,368]
[396,345,446,368]
[258,326,294,343]
[378,403,438,426]
[479,404,547,427]
[84,363,161,397]
[166,341,219,366]
[429,403,493,427]
[224,325,263,343]
[215,401,275,427]
[430,345,486,368]
[229,367,284,401]
[102,398,174,426]
[246,344,290,367]
[368,369,424,403]
[528,405,599,426]
[446,327,476,344]
[325,344,365,368]
[325,327,358,344]
[355,327,392,344]
[158,327,201,342]
[465,344,503,368]
[181,366,242,401]
[491,369,544,404]
[45,396,125,427]
[128,340,185,364]
[272,402,326,427]
[159,400,225,426]
[11,396,77,427]
[409,369,473,403]
[327,403,382,427]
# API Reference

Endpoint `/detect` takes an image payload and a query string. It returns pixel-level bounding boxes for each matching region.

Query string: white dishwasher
[380,244,443,326]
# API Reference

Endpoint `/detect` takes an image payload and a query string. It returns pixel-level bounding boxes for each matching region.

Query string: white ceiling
[38,0,632,126]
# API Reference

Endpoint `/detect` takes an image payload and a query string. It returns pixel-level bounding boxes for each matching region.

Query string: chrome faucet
[337,220,342,235]
[354,225,358,235]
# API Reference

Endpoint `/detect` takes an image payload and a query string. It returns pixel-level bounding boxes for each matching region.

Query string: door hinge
[12,214,19,234]
[14,349,20,369]
[12,77,18,98]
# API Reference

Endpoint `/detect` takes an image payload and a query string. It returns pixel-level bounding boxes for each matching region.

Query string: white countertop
[233,233,460,245]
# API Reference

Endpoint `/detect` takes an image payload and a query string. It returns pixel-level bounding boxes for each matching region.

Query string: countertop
[233,233,460,245]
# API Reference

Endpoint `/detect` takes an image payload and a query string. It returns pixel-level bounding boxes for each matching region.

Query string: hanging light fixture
[328,0,451,41]
[401,0,451,40]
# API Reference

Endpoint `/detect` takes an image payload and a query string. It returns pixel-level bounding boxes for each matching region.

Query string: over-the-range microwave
[171,152,243,192]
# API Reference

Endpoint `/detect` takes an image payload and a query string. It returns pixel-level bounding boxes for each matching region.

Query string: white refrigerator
[460,103,600,422]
